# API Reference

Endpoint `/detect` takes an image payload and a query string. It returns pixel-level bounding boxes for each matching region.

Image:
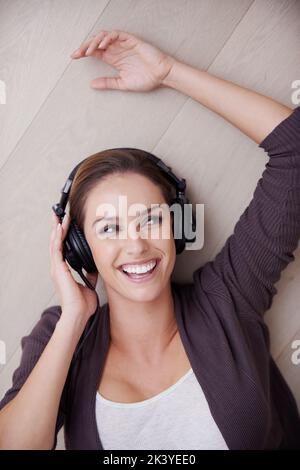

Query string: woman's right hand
[49,212,99,325]
[70,29,176,92]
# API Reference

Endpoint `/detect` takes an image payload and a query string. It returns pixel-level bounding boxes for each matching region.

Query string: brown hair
[69,148,176,233]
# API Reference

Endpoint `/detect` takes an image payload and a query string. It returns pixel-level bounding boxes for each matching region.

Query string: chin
[125,287,163,303]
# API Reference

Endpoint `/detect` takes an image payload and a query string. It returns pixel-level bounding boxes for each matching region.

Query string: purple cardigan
[1,108,300,450]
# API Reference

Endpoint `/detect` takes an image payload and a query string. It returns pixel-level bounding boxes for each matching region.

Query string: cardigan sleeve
[193,106,300,317]
[0,306,68,450]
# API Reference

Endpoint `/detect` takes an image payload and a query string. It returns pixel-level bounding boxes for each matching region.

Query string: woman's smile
[117,258,161,284]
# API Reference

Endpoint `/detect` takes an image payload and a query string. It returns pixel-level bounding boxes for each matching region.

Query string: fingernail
[71,49,80,57]
[57,223,61,231]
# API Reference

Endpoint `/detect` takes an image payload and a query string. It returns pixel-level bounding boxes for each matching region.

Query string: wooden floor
[0,0,299,450]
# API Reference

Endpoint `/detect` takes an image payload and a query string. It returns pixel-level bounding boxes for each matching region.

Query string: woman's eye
[143,214,162,226]
[97,216,162,235]
[99,224,119,234]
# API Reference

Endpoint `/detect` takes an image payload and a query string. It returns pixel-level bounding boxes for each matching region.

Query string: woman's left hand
[70,29,176,92]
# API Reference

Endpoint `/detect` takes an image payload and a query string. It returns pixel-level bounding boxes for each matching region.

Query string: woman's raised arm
[192,106,300,318]
[161,60,293,144]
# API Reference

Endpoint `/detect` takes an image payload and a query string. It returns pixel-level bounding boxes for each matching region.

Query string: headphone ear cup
[171,197,186,255]
[184,201,197,244]
[175,237,185,255]
[63,221,97,273]
[171,196,196,254]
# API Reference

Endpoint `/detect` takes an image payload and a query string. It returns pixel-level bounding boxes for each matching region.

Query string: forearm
[162,60,293,144]
[0,315,85,449]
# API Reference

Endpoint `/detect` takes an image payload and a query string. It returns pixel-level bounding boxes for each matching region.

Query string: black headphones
[52,148,196,291]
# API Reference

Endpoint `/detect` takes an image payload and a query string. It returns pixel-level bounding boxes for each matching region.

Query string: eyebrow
[92,203,162,228]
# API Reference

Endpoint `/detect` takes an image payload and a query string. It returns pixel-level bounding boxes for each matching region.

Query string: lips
[118,258,161,283]
[118,257,160,271]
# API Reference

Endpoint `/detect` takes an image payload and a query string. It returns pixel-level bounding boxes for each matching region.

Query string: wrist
[160,57,181,89]
[56,313,87,341]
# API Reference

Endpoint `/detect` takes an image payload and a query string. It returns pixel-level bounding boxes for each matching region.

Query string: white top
[95,368,229,450]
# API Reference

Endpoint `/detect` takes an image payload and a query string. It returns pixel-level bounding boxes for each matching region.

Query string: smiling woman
[68,148,179,306]
[0,27,300,451]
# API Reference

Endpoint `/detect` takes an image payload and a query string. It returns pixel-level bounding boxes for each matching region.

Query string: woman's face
[83,172,176,302]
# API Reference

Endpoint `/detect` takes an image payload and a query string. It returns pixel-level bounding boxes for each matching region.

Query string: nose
[124,228,150,256]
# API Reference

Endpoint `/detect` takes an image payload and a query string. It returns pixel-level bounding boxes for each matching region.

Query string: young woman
[0,29,299,450]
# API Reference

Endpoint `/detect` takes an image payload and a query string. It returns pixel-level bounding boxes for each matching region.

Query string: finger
[71,31,108,58]
[53,223,69,273]
[87,49,106,60]
[49,226,56,260]
[50,213,59,258]
[91,30,120,52]
[86,29,131,56]
[52,211,58,224]
[49,221,60,273]
[70,36,96,58]
[61,213,71,242]
[50,211,69,252]
[54,223,63,259]
[50,220,57,247]
[70,42,90,59]
[52,211,62,225]
[108,29,138,43]
[90,76,124,90]
[85,31,139,59]
[85,31,108,56]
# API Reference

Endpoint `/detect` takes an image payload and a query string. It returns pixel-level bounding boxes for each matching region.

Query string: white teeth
[122,260,157,274]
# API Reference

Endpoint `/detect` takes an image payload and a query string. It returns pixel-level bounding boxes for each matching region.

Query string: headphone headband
[54,148,187,218]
